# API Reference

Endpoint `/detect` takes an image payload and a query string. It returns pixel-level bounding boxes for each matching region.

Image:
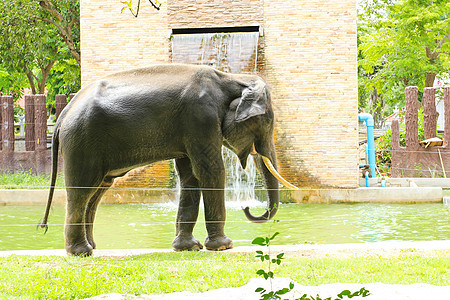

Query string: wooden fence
[0,94,74,174]
[391,86,450,177]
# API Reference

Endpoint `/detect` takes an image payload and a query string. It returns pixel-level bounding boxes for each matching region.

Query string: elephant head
[222,77,284,223]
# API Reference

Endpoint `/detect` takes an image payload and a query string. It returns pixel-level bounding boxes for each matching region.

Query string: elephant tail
[38,127,60,233]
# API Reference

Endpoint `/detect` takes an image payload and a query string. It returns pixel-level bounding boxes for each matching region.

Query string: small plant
[252,219,370,300]
[252,224,294,300]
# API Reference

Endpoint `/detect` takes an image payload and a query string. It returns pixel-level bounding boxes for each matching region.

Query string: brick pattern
[80,0,170,85]
[102,161,174,202]
[80,0,359,188]
[80,1,171,188]
[263,0,358,187]
[110,161,174,188]
[168,0,263,28]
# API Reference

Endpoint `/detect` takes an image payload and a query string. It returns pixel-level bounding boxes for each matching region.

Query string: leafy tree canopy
[358,0,450,114]
[0,0,79,97]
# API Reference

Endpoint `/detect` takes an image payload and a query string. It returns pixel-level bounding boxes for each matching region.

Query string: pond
[1,201,449,251]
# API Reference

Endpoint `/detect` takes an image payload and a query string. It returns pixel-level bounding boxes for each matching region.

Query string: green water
[0,202,449,251]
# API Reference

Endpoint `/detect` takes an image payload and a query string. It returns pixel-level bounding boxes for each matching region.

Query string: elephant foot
[172,234,203,251]
[205,235,233,251]
[88,239,96,250]
[66,242,93,257]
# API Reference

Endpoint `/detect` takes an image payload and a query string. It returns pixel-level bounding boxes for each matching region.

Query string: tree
[0,0,79,96]
[0,67,28,100]
[38,0,80,66]
[358,0,450,117]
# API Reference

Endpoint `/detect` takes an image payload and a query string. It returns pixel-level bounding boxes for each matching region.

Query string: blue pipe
[365,170,370,187]
[358,113,376,178]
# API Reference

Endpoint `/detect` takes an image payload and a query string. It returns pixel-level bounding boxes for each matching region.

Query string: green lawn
[0,171,65,189]
[1,251,448,300]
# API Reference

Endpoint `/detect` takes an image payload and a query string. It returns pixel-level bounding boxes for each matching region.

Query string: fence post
[444,87,450,148]
[25,95,35,151]
[55,94,68,121]
[405,86,419,148]
[1,96,15,152]
[423,87,437,140]
[69,93,76,102]
[34,95,47,151]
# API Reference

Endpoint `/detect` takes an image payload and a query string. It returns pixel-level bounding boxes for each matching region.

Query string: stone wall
[80,0,358,188]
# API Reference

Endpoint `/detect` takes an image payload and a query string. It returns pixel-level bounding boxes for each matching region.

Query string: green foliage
[296,288,370,300]
[252,224,370,300]
[0,171,65,189]
[0,1,58,93]
[46,58,81,111]
[0,0,80,98]
[0,67,28,101]
[358,0,450,119]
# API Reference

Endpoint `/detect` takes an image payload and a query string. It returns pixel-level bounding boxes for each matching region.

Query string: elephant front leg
[172,158,203,251]
[190,151,233,251]
[202,187,233,251]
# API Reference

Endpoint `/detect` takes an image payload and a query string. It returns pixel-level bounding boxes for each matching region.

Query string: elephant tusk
[261,155,300,190]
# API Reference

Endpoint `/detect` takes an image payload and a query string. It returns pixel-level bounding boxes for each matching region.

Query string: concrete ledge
[0,189,178,206]
[359,177,450,188]
[0,187,444,206]
[0,189,67,206]
[285,187,443,203]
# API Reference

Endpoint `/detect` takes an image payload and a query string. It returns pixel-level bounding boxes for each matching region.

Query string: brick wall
[80,0,170,85]
[168,0,263,28]
[80,0,358,188]
[263,0,358,187]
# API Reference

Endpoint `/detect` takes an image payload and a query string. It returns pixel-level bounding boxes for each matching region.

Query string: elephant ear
[235,80,267,122]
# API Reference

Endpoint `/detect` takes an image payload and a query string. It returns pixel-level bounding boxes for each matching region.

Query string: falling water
[171,32,259,73]
[172,31,263,204]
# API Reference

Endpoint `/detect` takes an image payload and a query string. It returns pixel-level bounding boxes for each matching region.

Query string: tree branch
[430,31,450,58]
[39,59,56,94]
[25,70,37,94]
[124,0,161,18]
[39,0,63,22]
[38,1,81,66]
[148,0,161,11]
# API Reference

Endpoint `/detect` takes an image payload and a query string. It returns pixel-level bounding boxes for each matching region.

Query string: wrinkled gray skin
[41,64,279,256]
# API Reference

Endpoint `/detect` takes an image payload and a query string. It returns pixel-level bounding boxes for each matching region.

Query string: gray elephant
[40,64,285,256]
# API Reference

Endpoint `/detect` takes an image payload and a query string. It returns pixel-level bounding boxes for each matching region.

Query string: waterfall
[172,31,263,204]
[172,32,259,74]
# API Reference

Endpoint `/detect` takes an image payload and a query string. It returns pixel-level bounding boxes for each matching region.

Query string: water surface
[0,202,449,251]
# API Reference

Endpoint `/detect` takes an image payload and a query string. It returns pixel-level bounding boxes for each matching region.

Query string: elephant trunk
[243,144,280,223]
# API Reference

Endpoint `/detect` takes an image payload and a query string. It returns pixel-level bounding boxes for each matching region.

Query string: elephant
[40,63,286,256]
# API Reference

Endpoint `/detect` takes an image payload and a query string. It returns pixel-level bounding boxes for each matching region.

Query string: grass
[0,251,449,299]
[0,171,65,189]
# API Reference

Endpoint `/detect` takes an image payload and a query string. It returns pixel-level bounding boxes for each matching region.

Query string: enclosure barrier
[0,94,75,174]
[391,86,450,177]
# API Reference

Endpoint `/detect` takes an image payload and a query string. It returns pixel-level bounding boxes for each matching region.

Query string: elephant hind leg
[85,177,114,250]
[64,172,104,256]
[65,187,98,256]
